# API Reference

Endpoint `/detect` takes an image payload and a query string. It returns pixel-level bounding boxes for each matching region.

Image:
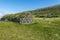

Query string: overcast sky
[0,0,60,17]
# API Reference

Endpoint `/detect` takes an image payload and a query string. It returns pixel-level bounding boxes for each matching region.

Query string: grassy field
[0,18,60,40]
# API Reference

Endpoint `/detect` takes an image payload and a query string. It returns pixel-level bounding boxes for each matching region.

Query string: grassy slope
[0,18,60,40]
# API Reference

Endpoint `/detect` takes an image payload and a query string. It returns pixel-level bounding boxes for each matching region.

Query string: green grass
[0,18,60,40]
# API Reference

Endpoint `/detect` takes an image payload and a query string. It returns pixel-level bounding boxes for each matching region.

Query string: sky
[0,0,60,17]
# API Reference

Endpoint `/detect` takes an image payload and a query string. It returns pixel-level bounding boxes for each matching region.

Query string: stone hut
[19,12,34,24]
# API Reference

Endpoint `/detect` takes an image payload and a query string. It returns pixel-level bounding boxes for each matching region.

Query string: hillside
[0,18,60,40]
[28,4,60,17]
